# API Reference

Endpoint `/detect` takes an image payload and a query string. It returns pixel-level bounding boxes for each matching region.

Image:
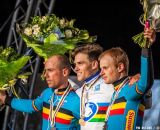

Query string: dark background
[53,0,160,79]
[0,0,160,78]
[0,0,160,129]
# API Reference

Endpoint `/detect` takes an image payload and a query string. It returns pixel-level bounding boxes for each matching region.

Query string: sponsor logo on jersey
[84,102,98,121]
[94,84,100,91]
[125,110,135,130]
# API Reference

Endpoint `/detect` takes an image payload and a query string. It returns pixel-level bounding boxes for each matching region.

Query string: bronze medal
[79,118,86,126]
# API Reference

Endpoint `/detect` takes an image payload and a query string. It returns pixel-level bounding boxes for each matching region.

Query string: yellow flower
[8,79,16,87]
[24,27,32,36]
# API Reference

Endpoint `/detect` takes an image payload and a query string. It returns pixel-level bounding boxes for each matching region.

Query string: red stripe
[57,94,63,95]
[42,113,71,125]
[99,106,108,111]
[42,113,49,120]
[115,88,119,91]
[55,117,71,125]
[138,110,144,117]
[110,109,124,116]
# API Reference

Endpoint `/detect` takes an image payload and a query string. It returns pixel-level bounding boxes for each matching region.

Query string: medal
[79,118,86,126]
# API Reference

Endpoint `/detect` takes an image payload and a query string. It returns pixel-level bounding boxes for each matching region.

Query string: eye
[47,68,55,72]
[102,66,108,70]
[78,61,84,65]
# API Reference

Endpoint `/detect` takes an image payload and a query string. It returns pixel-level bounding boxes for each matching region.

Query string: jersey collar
[84,71,100,84]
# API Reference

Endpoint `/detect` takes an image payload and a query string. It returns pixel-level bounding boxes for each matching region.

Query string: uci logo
[84,102,98,121]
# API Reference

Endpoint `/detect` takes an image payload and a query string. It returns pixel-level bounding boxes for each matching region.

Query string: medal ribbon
[105,77,129,122]
[49,83,72,127]
[80,75,101,120]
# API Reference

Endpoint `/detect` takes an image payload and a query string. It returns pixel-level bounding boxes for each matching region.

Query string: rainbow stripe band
[89,103,109,122]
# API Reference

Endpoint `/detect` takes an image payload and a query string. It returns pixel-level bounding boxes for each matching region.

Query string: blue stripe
[85,71,100,84]
[97,103,110,106]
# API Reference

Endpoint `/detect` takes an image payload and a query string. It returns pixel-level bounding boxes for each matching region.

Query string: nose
[100,69,104,76]
[72,64,79,73]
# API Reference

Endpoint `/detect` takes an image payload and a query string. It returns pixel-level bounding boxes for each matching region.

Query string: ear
[117,63,125,73]
[63,68,69,77]
[91,60,99,70]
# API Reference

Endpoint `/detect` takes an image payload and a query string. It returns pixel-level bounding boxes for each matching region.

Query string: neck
[92,69,99,76]
[57,81,69,90]
[54,81,69,95]
[85,70,100,83]
[113,76,128,86]
[119,73,127,80]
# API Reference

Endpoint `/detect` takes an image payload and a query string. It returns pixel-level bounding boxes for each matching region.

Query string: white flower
[32,24,40,36]
[60,19,65,28]
[55,33,59,39]
[41,16,47,23]
[65,29,73,38]
[21,78,27,85]
[24,27,32,36]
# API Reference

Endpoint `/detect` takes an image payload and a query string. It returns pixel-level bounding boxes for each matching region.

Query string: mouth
[76,72,82,77]
[102,76,107,80]
[46,80,51,83]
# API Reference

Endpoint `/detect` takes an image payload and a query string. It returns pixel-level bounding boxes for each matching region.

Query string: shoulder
[68,78,80,90]
[40,88,53,97]
[67,90,80,102]
[69,89,79,97]
[75,87,83,97]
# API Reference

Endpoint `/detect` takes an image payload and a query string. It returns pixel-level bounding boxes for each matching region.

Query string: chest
[83,84,113,102]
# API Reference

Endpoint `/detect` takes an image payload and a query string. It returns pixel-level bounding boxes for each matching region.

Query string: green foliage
[0,46,18,62]
[0,47,30,91]
[17,14,96,60]
[132,0,150,48]
[132,32,150,48]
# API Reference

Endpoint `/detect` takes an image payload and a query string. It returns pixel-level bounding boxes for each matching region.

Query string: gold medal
[79,118,86,126]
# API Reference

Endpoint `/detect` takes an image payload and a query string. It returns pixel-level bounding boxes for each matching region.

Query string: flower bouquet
[17,14,96,60]
[0,47,30,97]
[132,0,160,48]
